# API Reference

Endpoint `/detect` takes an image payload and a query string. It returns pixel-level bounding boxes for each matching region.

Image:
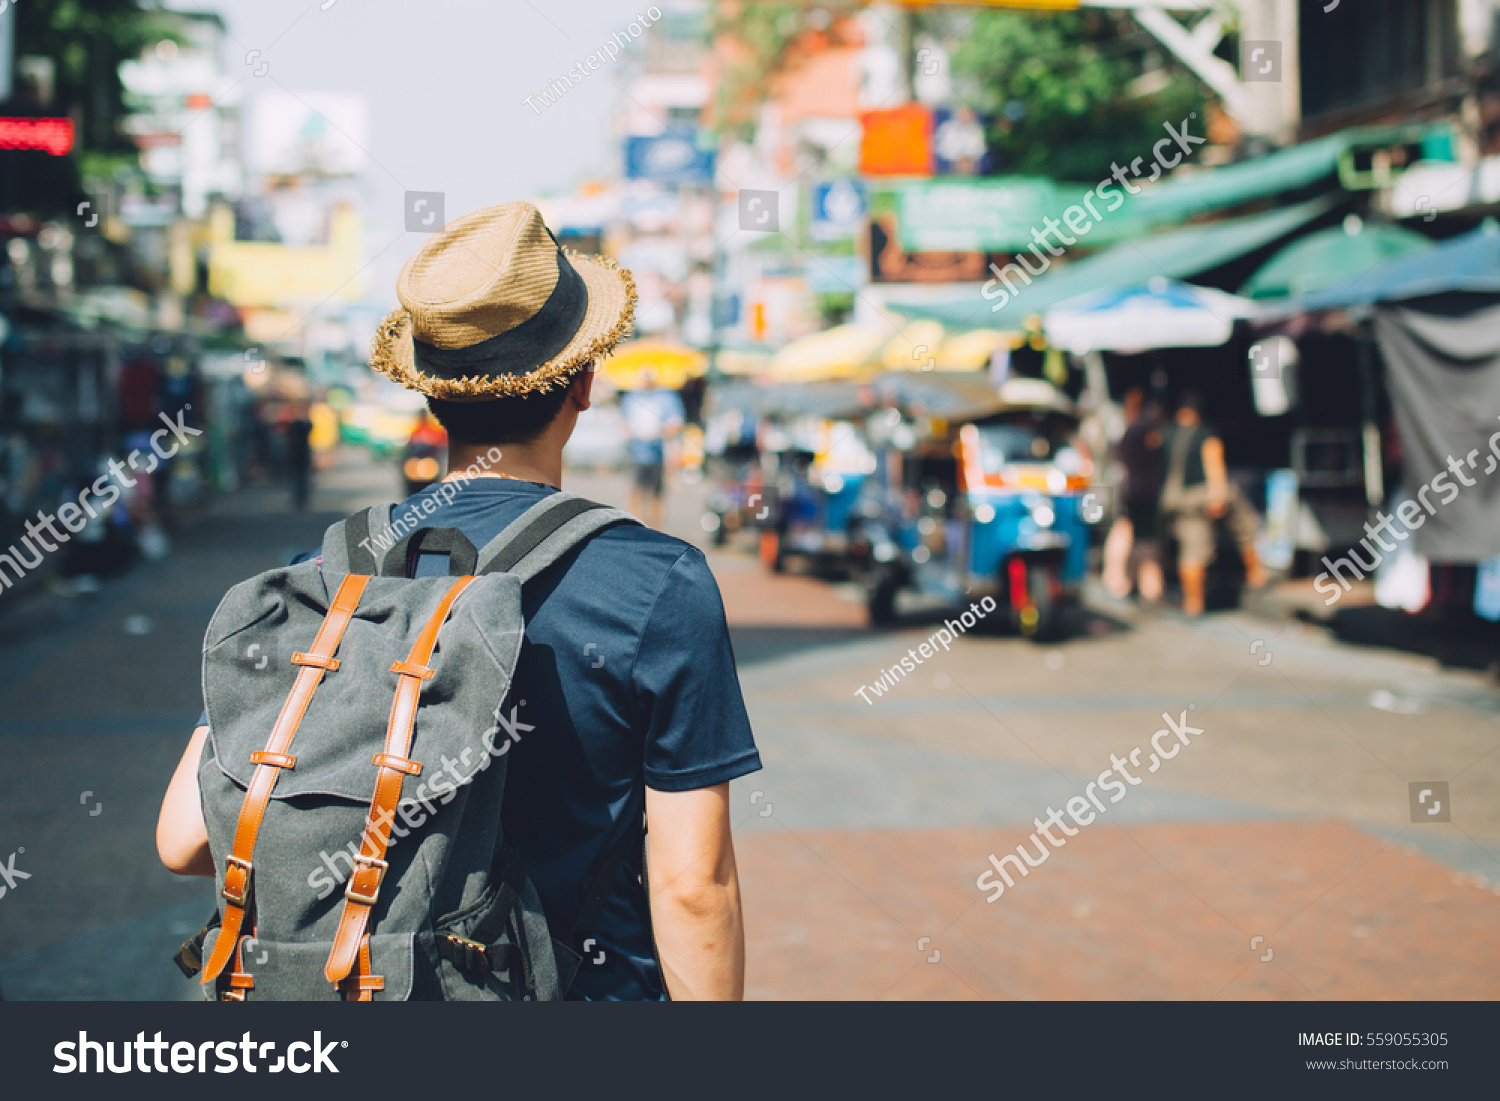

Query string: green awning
[874,123,1450,254]
[1240,220,1433,299]
[1092,123,1446,241]
[887,195,1338,330]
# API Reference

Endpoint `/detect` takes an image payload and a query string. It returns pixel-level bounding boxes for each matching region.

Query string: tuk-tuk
[700,383,765,546]
[856,378,1096,639]
[758,412,874,574]
[703,380,877,574]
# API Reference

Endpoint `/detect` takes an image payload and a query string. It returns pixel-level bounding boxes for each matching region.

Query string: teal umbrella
[1242,218,1432,300]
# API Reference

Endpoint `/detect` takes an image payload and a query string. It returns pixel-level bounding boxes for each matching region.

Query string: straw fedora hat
[369,201,636,402]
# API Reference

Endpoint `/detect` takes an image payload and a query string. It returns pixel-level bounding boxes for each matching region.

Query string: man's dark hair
[1177,389,1203,414]
[427,382,574,446]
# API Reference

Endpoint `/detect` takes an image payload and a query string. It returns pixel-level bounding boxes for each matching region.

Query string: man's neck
[445,441,562,489]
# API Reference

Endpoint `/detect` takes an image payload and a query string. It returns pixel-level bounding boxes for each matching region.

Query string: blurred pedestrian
[621,366,684,529]
[1159,391,1266,616]
[284,406,313,511]
[402,408,448,497]
[1103,387,1166,602]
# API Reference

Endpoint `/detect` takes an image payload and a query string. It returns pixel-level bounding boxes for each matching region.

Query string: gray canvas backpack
[181,492,642,1001]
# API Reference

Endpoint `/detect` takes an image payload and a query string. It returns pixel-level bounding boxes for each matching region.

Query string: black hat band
[410,249,589,380]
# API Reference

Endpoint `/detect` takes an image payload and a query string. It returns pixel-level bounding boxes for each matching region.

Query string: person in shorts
[1158,391,1267,616]
[620,366,683,529]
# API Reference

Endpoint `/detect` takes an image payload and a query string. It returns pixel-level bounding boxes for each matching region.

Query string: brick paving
[736,821,1500,1000]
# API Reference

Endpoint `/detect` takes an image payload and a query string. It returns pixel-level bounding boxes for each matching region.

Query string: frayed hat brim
[369,249,637,402]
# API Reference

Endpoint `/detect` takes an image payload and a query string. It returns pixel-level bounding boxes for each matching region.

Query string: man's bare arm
[644,782,745,1000]
[1202,435,1229,517]
[157,726,215,877]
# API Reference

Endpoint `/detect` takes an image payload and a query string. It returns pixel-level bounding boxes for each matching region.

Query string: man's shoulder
[588,521,706,573]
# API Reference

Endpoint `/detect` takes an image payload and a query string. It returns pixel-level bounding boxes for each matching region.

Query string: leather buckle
[343,853,389,906]
[221,855,253,908]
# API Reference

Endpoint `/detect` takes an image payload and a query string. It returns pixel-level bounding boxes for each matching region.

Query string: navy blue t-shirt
[203,479,760,1000]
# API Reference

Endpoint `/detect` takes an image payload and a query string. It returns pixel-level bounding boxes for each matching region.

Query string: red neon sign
[0,117,76,156]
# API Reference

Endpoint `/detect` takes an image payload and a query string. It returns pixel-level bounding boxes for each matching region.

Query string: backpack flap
[202,566,527,805]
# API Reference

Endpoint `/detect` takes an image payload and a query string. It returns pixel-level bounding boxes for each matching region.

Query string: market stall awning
[598,341,706,390]
[768,323,889,382]
[1044,279,1257,354]
[876,125,1446,254]
[1241,218,1433,300]
[1109,124,1442,233]
[888,194,1337,330]
[876,320,1017,372]
[1270,222,1500,314]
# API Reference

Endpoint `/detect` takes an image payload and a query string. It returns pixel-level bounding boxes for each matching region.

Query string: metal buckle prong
[343,853,389,906]
[221,854,254,907]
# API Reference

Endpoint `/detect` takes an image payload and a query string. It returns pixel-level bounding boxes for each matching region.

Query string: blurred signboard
[248,91,369,177]
[0,117,74,156]
[859,105,932,176]
[624,132,715,186]
[810,180,867,243]
[932,107,994,176]
[891,178,1061,252]
[805,254,868,293]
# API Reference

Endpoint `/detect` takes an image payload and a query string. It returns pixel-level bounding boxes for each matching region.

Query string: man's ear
[570,367,595,412]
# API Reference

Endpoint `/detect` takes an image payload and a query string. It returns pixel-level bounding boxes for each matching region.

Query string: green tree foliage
[14,0,176,153]
[950,8,1206,181]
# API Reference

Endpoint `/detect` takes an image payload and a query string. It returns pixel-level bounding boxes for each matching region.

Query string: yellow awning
[879,320,946,371]
[768,324,889,383]
[599,342,707,391]
[937,328,1016,370]
[881,321,1017,372]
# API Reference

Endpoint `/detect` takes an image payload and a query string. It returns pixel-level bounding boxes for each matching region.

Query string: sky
[169,0,665,316]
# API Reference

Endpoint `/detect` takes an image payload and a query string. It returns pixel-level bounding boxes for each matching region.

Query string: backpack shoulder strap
[476,492,641,582]
[321,504,396,580]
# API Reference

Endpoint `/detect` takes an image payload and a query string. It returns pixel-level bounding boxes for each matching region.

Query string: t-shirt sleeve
[633,546,761,791]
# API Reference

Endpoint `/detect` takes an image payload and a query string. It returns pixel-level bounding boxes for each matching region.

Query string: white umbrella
[1044,278,1259,355]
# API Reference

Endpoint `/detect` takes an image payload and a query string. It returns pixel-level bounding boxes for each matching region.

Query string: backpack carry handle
[322,504,396,581]
[379,527,479,578]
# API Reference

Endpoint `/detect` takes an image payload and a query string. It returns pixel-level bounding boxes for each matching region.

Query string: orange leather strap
[337,935,383,1001]
[222,935,255,1001]
[324,575,475,986]
[200,572,371,987]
